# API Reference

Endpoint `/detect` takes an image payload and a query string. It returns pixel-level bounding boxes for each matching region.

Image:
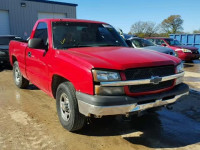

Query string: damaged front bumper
[76,83,189,117]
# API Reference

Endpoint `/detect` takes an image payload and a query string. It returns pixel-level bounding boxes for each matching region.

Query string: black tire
[13,61,29,89]
[56,82,86,132]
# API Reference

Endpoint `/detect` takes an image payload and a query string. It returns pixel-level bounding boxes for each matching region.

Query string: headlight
[176,63,184,73]
[92,70,121,82]
[182,49,192,53]
[176,63,184,85]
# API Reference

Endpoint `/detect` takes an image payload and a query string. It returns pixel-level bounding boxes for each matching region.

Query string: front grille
[128,80,174,93]
[125,65,175,80]
[125,65,175,93]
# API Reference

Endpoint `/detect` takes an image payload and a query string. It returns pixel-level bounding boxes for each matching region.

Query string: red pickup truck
[9,19,189,131]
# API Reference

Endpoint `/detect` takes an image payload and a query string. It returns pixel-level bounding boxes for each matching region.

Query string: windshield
[0,36,22,45]
[52,22,127,49]
[131,38,155,48]
[165,39,181,46]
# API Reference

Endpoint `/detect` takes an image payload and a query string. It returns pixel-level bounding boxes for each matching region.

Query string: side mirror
[161,43,167,47]
[28,38,46,50]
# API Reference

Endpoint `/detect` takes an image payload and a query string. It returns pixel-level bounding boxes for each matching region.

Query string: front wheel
[13,61,29,89]
[56,82,86,132]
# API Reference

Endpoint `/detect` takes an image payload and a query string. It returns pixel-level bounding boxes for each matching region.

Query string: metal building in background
[170,34,200,51]
[0,0,77,38]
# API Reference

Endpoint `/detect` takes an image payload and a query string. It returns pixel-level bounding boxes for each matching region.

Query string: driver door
[26,22,50,92]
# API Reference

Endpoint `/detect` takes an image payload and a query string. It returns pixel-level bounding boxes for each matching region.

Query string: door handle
[28,52,31,57]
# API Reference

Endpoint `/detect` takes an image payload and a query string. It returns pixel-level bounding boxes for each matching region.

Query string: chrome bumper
[78,91,189,117]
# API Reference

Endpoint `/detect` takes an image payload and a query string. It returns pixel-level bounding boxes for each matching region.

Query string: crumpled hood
[172,45,198,51]
[142,46,175,55]
[60,47,181,70]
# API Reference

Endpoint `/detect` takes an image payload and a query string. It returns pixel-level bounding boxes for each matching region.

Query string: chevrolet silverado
[9,19,189,131]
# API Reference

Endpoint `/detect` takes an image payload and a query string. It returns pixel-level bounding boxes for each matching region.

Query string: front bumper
[76,83,189,116]
[178,52,200,61]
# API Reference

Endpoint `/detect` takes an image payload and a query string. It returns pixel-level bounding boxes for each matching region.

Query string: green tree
[130,21,160,37]
[193,29,200,34]
[145,22,160,37]
[161,15,184,34]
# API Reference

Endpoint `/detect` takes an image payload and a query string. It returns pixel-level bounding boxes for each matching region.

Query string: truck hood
[63,47,181,70]
[171,45,198,51]
[141,46,175,55]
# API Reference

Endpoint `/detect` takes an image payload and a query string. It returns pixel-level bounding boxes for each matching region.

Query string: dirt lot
[0,61,200,150]
[184,60,200,91]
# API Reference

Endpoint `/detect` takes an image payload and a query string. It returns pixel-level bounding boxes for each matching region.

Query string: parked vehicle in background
[146,37,200,61]
[123,33,137,39]
[115,27,136,39]
[126,37,176,56]
[9,19,189,132]
[170,34,200,52]
[0,35,23,64]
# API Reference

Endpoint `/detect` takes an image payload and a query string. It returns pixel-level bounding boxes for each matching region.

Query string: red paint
[9,19,182,98]
[146,37,200,61]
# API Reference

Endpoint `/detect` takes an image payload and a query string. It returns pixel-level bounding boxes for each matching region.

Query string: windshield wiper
[97,44,121,47]
[59,43,121,49]
[60,45,95,49]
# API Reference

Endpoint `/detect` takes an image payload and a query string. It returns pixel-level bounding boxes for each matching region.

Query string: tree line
[129,15,200,38]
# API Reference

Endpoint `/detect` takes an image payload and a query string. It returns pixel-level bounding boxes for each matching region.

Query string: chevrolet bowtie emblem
[150,76,162,84]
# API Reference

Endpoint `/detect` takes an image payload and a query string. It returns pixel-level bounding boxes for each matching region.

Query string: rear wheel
[56,82,86,132]
[13,61,29,89]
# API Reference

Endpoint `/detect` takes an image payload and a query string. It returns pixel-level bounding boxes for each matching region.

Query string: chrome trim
[100,72,185,87]
[78,91,189,116]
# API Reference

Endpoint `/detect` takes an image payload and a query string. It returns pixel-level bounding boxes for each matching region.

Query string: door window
[155,39,165,45]
[33,22,48,45]
[147,39,154,43]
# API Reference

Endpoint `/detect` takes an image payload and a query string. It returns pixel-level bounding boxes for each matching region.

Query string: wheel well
[52,75,69,98]
[12,56,17,64]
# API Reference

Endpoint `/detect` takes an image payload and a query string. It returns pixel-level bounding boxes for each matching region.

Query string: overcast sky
[54,0,200,33]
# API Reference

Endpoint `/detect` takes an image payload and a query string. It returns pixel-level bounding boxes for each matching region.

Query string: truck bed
[9,40,28,78]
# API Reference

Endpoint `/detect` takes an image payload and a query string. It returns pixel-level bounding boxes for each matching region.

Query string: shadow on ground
[78,92,200,149]
[184,60,200,68]
[27,84,39,90]
[184,63,194,68]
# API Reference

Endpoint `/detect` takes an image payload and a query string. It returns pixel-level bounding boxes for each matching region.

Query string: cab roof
[38,18,108,25]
